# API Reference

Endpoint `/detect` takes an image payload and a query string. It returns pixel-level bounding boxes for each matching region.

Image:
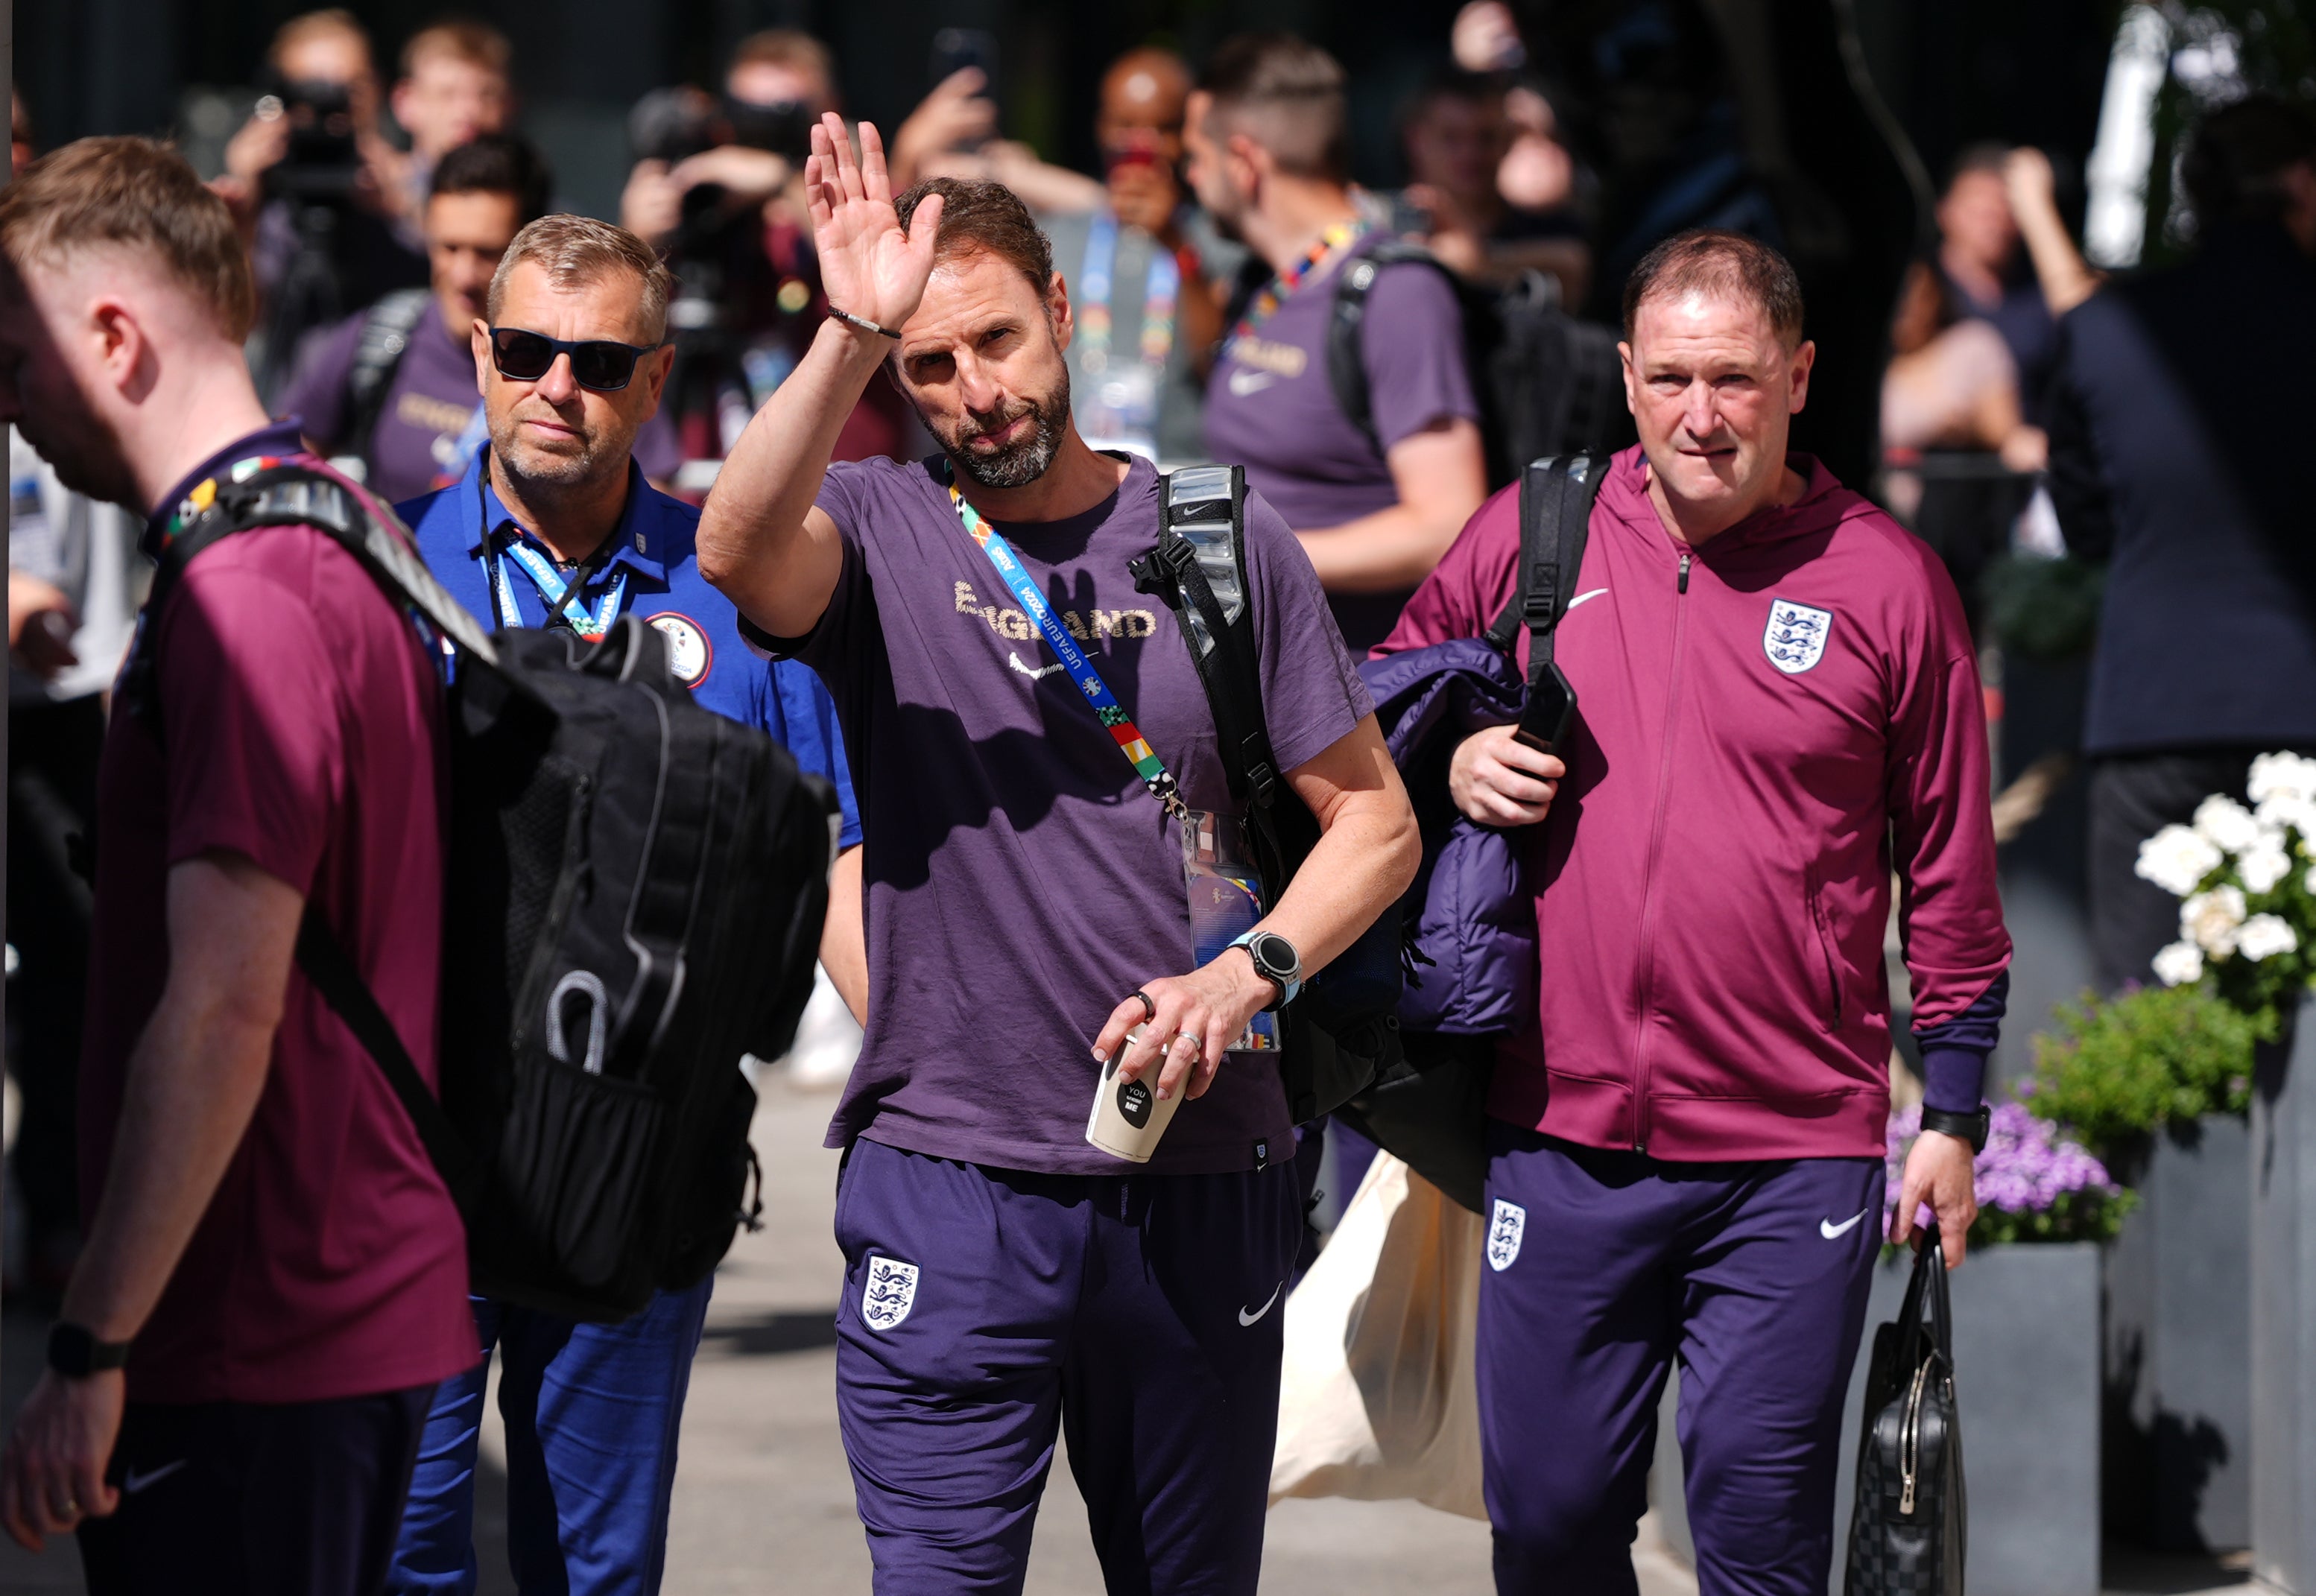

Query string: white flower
[2195,795,2263,855]
[2138,824,2225,897]
[2256,794,2316,843]
[2241,843,2294,894]
[2183,885,2249,957]
[2153,940,2206,987]
[2239,914,2300,963]
[2250,752,2316,808]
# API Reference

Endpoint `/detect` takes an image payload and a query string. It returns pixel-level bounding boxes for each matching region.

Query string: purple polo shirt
[779,454,1373,1175]
[1203,240,1478,652]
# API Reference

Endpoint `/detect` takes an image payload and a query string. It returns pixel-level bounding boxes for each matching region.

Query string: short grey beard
[490,414,620,503]
[943,373,1072,491]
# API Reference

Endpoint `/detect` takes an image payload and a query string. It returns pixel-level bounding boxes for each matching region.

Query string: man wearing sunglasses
[390,213,864,1595]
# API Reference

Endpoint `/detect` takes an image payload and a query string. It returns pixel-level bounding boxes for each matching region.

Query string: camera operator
[621,30,913,473]
[212,10,430,401]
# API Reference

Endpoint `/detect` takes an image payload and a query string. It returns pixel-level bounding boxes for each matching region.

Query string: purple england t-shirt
[1202,241,1478,652]
[788,453,1373,1175]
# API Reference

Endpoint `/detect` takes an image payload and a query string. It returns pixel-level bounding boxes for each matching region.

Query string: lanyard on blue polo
[475,466,628,637]
[491,540,629,637]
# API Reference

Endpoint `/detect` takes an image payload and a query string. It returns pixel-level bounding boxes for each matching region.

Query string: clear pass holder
[1183,810,1281,1054]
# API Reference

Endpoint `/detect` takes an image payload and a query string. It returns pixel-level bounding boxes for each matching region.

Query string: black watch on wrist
[1237,931,1303,1012]
[48,1322,132,1379]
[1920,1103,1991,1155]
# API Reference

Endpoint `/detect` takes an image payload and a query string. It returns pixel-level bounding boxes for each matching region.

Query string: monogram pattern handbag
[1846,1222,1967,1595]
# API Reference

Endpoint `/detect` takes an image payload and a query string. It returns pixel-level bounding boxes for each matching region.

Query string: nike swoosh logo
[1227,369,1276,396]
[1007,651,1062,680]
[122,1460,188,1495]
[1566,589,1608,612]
[1238,1282,1284,1326]
[1820,1209,1869,1241]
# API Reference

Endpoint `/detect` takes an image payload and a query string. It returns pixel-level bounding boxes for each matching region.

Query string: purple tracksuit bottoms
[1478,1123,1885,1596]
[832,1136,1303,1595]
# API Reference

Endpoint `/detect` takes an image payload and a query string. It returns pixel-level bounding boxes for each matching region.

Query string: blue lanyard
[940,461,1187,821]
[490,536,629,638]
[475,457,629,636]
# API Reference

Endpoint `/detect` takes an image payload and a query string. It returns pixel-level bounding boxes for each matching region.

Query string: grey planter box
[2251,999,2316,1593]
[1651,1243,2101,1596]
[2103,1114,2252,1551]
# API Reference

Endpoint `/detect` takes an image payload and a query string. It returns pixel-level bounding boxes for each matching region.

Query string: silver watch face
[1251,932,1299,980]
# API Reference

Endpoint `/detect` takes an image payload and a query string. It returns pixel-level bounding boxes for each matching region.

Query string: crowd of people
[1,5,2313,1596]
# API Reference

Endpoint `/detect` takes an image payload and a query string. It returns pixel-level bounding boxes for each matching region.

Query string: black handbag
[1846,1222,1967,1596]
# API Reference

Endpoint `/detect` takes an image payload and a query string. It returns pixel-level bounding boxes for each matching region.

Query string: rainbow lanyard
[939,463,1188,822]
[1227,218,1364,348]
[1076,210,1182,379]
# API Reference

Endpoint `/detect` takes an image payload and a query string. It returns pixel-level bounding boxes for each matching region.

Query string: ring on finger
[1172,1032,1200,1052]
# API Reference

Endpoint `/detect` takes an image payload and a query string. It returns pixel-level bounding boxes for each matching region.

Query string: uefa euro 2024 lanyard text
[941,463,1279,1053]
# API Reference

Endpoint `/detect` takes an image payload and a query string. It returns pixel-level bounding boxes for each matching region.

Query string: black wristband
[48,1321,132,1378]
[1919,1103,1991,1155]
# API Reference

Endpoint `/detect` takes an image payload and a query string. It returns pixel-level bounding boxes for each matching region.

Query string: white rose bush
[2138,752,2316,1022]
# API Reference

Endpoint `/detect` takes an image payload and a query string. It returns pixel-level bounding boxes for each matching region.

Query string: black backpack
[1326,240,1635,487]
[1130,465,1406,1125]
[132,461,838,1321]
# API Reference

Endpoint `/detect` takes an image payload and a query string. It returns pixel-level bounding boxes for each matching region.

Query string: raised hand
[803,113,944,337]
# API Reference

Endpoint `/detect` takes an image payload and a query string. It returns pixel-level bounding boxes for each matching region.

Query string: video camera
[258,74,364,203]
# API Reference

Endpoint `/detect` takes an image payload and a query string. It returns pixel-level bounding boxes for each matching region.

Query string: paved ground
[0,1074,2253,1594]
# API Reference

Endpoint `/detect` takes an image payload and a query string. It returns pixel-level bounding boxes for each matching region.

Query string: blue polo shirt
[399,453,860,847]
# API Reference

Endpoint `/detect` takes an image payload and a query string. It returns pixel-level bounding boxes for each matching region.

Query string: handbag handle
[1896,1218,1955,1372]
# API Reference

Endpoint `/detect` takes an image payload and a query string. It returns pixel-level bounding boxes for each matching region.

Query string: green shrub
[2022,984,2268,1161]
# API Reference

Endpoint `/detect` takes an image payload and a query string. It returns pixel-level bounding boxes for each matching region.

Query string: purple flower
[1884,1102,2120,1233]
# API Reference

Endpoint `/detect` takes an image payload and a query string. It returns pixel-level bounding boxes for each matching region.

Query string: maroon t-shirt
[80,452,475,1404]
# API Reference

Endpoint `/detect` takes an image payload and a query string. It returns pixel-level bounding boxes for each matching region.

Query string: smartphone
[1513,659,1578,757]
[930,28,1001,139]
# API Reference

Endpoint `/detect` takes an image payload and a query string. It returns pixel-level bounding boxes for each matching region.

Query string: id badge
[1183,810,1281,1054]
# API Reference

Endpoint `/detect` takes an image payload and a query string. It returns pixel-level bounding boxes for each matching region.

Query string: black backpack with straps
[130,460,838,1321]
[1131,465,1408,1126]
[1326,240,1634,487]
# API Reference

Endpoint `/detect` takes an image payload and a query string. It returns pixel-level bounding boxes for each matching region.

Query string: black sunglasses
[487,326,665,392]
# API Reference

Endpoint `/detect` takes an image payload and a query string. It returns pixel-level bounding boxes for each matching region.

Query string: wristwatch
[47,1322,132,1379]
[1230,930,1303,1011]
[1920,1103,1991,1155]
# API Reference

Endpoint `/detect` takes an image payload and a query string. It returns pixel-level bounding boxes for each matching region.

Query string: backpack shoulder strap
[1130,465,1312,899]
[342,288,433,467]
[1483,454,1607,683]
[294,906,476,1202]
[1326,238,1458,448]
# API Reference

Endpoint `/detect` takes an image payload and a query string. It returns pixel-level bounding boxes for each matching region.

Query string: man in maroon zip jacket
[1376,230,2010,1596]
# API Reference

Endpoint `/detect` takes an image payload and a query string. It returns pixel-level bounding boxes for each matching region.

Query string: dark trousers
[832,1137,1302,1596]
[1476,1125,1884,1596]
[2087,750,2308,992]
[5,695,104,1246]
[78,1384,437,1596]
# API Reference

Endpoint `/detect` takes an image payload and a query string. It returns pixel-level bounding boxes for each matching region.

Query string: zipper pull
[1677,551,1692,594]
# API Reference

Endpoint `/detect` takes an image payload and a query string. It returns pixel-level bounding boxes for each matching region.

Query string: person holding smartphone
[1375,229,2009,1595]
